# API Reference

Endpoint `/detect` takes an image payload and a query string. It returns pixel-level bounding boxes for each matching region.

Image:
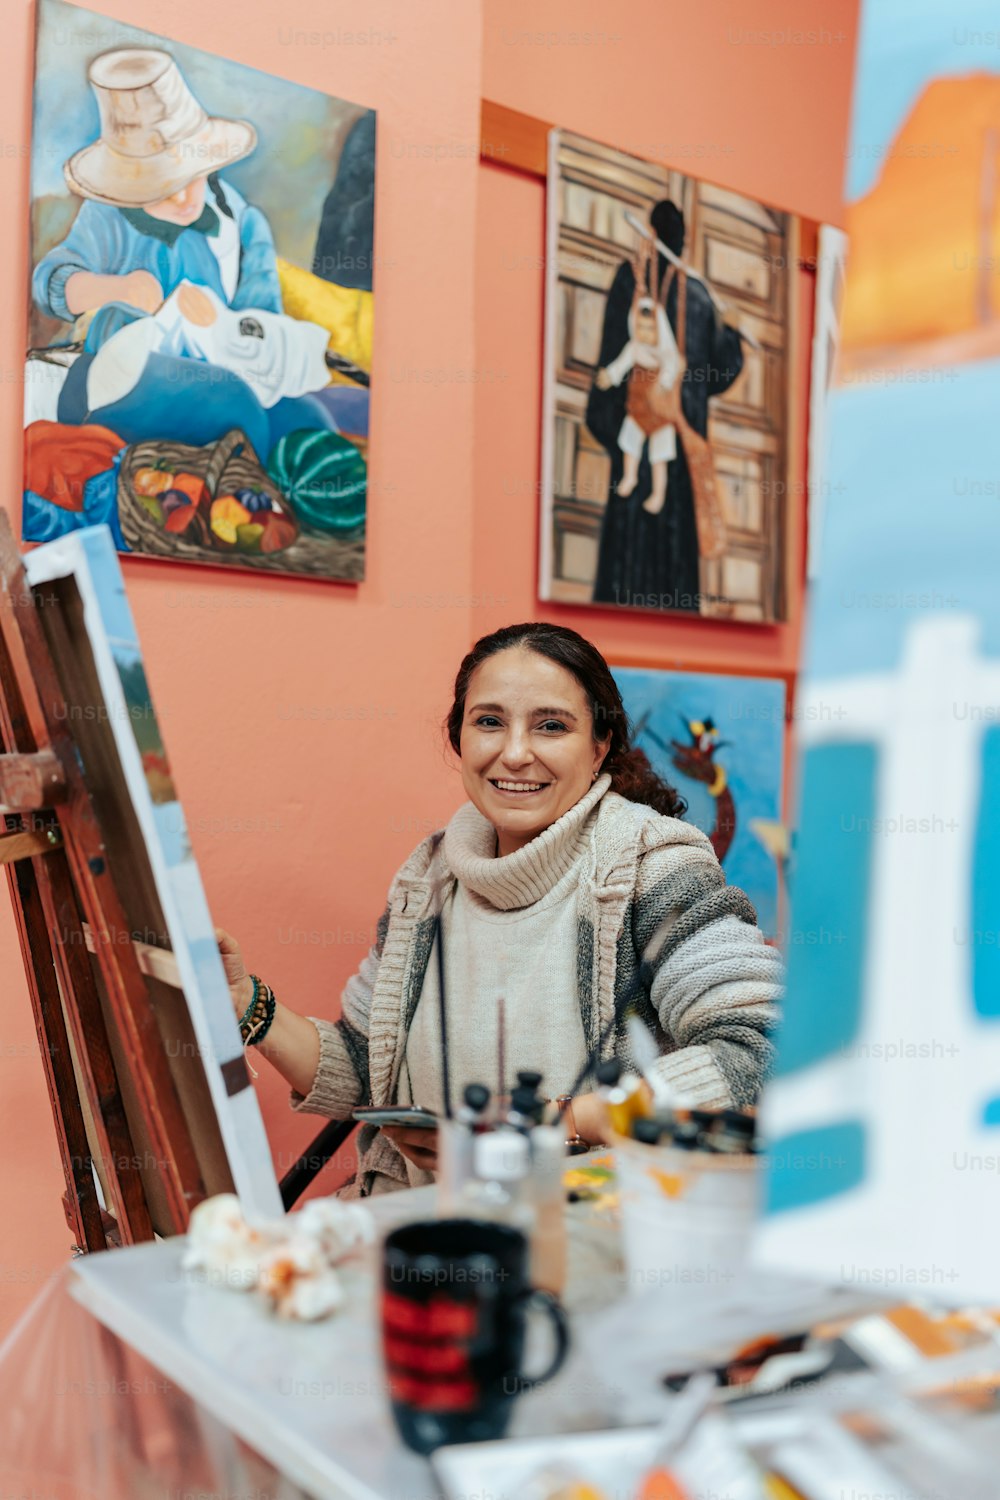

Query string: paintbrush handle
[435,909,452,1118]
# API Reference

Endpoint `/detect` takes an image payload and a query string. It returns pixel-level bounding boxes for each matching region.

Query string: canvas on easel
[0,513,282,1247]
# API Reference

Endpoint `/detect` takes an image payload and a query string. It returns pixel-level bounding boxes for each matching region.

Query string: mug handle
[509,1288,570,1393]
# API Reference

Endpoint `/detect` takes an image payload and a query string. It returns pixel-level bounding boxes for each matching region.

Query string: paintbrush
[435,906,452,1119]
[626,1011,677,1111]
[496,994,507,1121]
[637,1371,715,1500]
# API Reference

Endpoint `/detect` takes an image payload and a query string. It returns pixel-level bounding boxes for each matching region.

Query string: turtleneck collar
[442,773,612,911]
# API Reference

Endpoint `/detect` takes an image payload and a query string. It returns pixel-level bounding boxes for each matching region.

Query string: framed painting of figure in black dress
[540,130,798,623]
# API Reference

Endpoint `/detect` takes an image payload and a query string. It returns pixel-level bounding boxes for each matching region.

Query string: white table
[3,1185,940,1500]
[62,1188,624,1500]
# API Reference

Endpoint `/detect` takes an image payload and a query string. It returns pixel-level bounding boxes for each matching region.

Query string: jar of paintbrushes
[599,1025,761,1298]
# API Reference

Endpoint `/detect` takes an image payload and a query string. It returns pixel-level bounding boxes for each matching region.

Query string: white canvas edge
[806,224,849,582]
[536,127,562,601]
[24,528,284,1222]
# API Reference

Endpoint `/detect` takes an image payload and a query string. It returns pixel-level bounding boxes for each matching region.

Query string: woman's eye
[539,720,567,733]
[475,715,502,728]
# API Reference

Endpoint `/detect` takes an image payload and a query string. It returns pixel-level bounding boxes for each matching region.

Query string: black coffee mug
[381,1217,570,1454]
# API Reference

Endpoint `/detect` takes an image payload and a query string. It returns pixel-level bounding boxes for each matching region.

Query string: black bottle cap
[516,1070,544,1091]
[691,1109,719,1130]
[596,1059,622,1087]
[632,1117,663,1146]
[510,1085,544,1122]
[463,1083,490,1113]
[672,1121,701,1151]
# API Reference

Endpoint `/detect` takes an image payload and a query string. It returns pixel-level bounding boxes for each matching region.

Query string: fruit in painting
[133,466,175,497]
[209,495,252,545]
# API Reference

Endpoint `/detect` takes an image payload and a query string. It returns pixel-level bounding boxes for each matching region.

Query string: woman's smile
[487,777,552,799]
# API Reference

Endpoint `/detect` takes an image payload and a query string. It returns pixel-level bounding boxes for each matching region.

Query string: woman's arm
[634,841,782,1107]
[216,923,383,1116]
[228,971,321,1096]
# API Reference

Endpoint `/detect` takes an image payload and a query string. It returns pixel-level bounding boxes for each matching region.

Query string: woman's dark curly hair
[445,622,686,820]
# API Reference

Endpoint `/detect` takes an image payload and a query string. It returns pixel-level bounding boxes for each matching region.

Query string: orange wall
[0,0,858,1336]
[474,0,860,680]
[0,0,482,1335]
[482,0,858,227]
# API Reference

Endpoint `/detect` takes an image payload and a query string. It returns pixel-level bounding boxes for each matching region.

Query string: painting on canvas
[25,0,374,581]
[541,130,796,623]
[757,0,1000,1303]
[613,666,786,937]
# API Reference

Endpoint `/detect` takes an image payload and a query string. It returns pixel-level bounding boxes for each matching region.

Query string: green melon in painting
[268,428,367,536]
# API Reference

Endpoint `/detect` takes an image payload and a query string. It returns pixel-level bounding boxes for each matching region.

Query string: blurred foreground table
[2,1182,927,1500]
[0,1187,625,1500]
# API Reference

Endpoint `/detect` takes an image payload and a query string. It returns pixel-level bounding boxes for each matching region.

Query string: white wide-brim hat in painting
[64,48,257,208]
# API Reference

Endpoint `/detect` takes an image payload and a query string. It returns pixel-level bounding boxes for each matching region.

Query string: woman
[218,623,782,1197]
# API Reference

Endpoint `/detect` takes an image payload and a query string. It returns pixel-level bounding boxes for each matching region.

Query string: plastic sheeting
[0,1263,313,1500]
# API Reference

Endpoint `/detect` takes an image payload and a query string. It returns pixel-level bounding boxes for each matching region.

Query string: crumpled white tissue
[181,1193,373,1321]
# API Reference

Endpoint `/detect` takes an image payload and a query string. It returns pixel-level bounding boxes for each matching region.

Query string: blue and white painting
[757,0,1000,1303]
[613,667,786,937]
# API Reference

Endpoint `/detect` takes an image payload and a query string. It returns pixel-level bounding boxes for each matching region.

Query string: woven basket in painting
[117,427,364,578]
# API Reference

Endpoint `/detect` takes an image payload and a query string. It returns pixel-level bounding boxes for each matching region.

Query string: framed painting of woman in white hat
[25,0,376,581]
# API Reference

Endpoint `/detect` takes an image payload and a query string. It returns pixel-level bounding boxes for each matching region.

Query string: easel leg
[6,851,106,1252]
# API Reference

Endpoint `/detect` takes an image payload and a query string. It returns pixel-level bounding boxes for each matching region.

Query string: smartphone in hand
[351,1105,439,1130]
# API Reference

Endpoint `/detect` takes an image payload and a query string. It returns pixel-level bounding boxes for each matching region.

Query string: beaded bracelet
[241,982,267,1041]
[242,977,277,1048]
[247,989,276,1048]
[237,975,260,1034]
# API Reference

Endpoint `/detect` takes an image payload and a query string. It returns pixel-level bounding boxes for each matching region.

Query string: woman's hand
[567,1091,611,1146]
[215,926,254,1019]
[210,937,321,1098]
[381,1125,439,1174]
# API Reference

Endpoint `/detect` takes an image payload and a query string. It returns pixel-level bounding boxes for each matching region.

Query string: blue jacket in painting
[25,172,337,489]
[32,175,282,327]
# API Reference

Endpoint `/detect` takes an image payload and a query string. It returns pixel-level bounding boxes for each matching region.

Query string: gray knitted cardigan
[291,775,782,1196]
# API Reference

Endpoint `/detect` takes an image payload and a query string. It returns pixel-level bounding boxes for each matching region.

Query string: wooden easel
[0,512,354,1250]
[0,510,205,1249]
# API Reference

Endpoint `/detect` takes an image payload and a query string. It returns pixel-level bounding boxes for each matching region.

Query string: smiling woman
[215,622,783,1196]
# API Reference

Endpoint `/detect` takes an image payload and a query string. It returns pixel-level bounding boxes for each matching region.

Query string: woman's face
[145,175,208,226]
[459,647,610,856]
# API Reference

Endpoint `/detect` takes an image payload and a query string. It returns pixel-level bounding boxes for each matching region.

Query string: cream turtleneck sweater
[396,775,611,1179]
